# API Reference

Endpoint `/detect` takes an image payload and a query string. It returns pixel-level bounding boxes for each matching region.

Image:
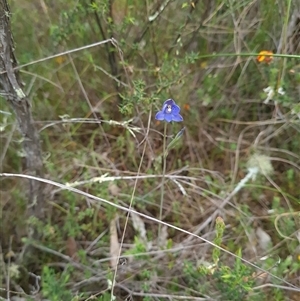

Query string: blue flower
[155,99,183,123]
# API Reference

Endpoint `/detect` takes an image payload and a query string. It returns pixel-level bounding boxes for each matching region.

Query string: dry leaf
[256,227,272,251]
[66,237,79,262]
[130,210,147,243]
[5,250,16,259]
[109,182,120,196]
[157,225,168,248]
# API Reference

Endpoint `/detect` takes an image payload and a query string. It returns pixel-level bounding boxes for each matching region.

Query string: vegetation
[1,0,299,300]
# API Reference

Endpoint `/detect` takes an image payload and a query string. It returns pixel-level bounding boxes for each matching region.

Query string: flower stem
[158,122,167,244]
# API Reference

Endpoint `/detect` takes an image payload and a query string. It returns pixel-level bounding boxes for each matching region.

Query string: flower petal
[161,102,168,112]
[164,99,175,106]
[171,114,183,122]
[161,99,173,112]
[164,114,173,122]
[171,103,181,114]
[155,111,165,120]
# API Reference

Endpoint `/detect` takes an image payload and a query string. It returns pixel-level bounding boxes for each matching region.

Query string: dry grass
[1,0,300,300]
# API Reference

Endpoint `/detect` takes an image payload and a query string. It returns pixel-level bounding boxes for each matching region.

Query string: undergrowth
[1,0,300,300]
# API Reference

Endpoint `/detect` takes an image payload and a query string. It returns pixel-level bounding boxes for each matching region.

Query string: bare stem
[158,122,167,243]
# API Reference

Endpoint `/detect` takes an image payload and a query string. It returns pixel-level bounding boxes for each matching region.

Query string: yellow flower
[55,55,66,65]
[257,50,273,63]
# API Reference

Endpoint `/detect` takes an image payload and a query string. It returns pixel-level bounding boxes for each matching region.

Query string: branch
[90,0,122,102]
[0,0,45,256]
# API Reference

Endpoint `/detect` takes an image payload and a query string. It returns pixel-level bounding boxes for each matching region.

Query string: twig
[0,172,298,290]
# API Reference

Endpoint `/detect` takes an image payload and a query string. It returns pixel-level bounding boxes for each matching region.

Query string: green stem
[158,122,167,243]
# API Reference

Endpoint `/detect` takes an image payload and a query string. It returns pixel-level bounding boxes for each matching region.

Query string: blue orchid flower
[155,99,183,123]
